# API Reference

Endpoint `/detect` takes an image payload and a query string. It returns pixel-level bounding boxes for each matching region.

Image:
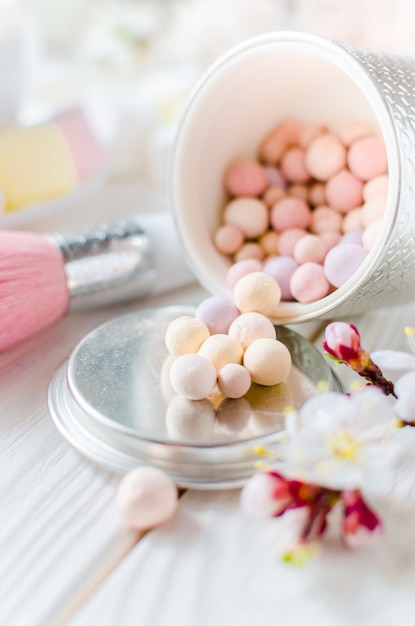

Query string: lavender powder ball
[195,296,240,334]
[263,256,299,301]
[339,229,364,246]
[324,243,368,288]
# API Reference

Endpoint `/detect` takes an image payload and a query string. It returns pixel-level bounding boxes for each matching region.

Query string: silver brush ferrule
[53,220,156,310]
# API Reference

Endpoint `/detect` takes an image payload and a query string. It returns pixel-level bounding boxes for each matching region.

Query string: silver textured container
[171,31,415,323]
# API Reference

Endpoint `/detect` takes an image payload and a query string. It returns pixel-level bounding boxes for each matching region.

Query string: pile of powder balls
[165,271,292,401]
[215,116,388,304]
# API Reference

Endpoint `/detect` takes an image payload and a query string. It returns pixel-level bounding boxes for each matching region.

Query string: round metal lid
[48,306,343,489]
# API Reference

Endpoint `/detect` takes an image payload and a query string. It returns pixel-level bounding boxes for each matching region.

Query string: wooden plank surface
[0,284,205,626]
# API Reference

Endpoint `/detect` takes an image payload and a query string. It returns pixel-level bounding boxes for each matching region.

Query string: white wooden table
[1,182,415,626]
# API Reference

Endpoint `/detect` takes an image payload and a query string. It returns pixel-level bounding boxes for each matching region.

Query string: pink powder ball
[259,230,279,256]
[228,311,276,350]
[264,166,286,189]
[308,181,326,206]
[258,118,303,163]
[324,243,368,288]
[270,197,311,232]
[320,231,342,251]
[288,184,309,202]
[277,228,308,256]
[347,136,388,181]
[293,234,328,265]
[262,255,299,301]
[224,159,268,197]
[325,169,364,213]
[259,128,286,164]
[277,117,304,144]
[262,186,285,206]
[195,296,240,335]
[309,206,343,234]
[116,466,178,531]
[305,134,347,181]
[217,363,252,398]
[213,223,244,255]
[290,262,331,303]
[280,147,311,184]
[223,197,269,239]
[234,242,265,263]
[226,258,263,289]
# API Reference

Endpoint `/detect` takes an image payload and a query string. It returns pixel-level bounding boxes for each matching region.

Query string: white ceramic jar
[171,31,415,323]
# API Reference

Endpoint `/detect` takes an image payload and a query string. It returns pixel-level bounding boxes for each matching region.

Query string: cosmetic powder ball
[243,338,292,386]
[233,271,281,316]
[195,296,240,335]
[217,363,252,399]
[228,311,276,350]
[169,353,217,400]
[198,334,244,373]
[116,466,178,531]
[165,315,210,356]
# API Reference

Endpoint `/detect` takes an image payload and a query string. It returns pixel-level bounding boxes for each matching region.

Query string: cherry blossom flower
[282,386,395,490]
[371,326,415,424]
[239,322,415,557]
[240,386,391,554]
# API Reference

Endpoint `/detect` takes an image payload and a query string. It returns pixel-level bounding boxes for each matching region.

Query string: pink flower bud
[240,471,292,517]
[323,322,361,361]
[342,489,382,548]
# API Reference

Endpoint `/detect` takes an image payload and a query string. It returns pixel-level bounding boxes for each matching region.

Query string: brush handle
[52,213,195,309]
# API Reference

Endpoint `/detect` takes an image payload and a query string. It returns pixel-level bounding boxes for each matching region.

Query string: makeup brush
[0,212,197,352]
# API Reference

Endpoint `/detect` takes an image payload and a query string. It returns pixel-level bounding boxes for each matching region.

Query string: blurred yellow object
[0,123,78,212]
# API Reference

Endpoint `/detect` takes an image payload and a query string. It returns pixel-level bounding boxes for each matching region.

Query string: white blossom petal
[281,387,395,490]
[394,372,415,422]
[370,349,415,371]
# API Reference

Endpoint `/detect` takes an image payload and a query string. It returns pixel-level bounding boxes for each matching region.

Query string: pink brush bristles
[0,231,70,352]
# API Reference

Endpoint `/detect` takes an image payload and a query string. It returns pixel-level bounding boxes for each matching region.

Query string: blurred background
[2,0,415,224]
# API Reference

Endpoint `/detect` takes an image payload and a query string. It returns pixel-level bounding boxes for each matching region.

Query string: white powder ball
[169,353,217,399]
[116,466,178,530]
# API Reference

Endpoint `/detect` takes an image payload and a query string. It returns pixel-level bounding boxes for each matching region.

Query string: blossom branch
[324,321,396,397]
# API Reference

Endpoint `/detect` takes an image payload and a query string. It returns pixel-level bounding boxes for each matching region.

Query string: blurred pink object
[53,107,107,181]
